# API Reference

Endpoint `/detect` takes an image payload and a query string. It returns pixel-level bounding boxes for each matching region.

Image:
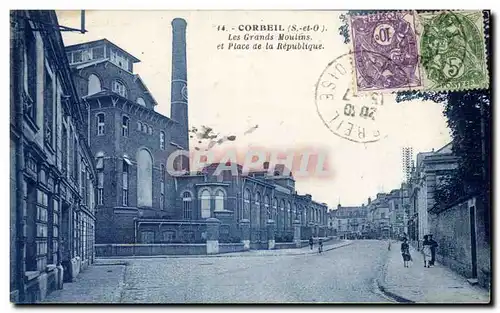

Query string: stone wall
[95,243,207,257]
[429,197,491,288]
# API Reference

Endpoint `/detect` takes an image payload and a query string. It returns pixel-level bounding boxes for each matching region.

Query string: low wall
[219,243,246,254]
[274,237,334,250]
[95,244,207,257]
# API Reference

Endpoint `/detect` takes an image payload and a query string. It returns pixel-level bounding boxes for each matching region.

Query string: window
[36,189,49,271]
[73,138,78,181]
[215,189,225,211]
[97,172,104,205]
[160,164,165,210]
[142,123,147,133]
[25,25,37,122]
[82,49,91,62]
[137,149,153,207]
[81,163,87,205]
[122,160,129,206]
[137,121,142,131]
[200,189,211,218]
[243,189,251,220]
[87,74,102,96]
[148,126,153,135]
[162,231,176,243]
[92,46,105,59]
[62,125,68,174]
[66,52,72,63]
[137,97,146,107]
[160,131,165,150]
[44,67,54,146]
[96,113,105,135]
[122,116,129,137]
[264,196,270,220]
[183,191,192,219]
[73,50,82,63]
[112,80,127,97]
[272,198,278,222]
[141,231,154,244]
[253,192,261,228]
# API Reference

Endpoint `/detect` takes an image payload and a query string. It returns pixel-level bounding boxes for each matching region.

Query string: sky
[56,10,452,208]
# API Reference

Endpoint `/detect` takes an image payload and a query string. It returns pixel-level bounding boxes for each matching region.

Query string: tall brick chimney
[170,18,189,151]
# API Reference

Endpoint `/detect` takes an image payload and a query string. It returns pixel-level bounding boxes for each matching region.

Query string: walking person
[318,238,323,254]
[309,236,314,250]
[428,234,438,266]
[401,238,411,267]
[422,235,432,268]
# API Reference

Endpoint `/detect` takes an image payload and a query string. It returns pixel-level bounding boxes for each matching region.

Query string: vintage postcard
[9,9,491,304]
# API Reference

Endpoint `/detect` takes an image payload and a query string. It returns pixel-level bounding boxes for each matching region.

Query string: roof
[65,38,141,63]
[83,90,173,123]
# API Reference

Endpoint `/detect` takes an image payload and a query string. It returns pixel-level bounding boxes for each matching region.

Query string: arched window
[137,121,142,131]
[148,126,153,135]
[160,164,165,210]
[252,192,261,228]
[160,131,165,150]
[96,113,105,136]
[122,160,129,206]
[142,123,147,133]
[215,189,225,211]
[272,198,278,222]
[243,189,250,220]
[264,195,270,221]
[183,191,192,219]
[280,200,285,231]
[112,80,127,97]
[87,74,101,95]
[292,204,297,222]
[287,201,292,227]
[122,116,129,137]
[200,189,211,218]
[137,149,153,207]
[136,97,146,107]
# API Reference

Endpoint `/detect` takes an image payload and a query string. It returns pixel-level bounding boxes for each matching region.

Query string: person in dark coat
[428,234,438,266]
[309,236,314,250]
[401,238,411,267]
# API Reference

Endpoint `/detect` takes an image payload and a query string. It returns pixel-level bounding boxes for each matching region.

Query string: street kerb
[376,240,415,304]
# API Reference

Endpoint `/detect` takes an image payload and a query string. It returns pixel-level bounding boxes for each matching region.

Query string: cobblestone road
[118,240,389,303]
[44,240,391,303]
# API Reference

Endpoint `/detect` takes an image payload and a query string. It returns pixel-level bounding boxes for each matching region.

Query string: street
[118,240,390,303]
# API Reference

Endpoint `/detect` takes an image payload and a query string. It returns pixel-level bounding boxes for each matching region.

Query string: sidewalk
[380,241,490,303]
[42,264,126,303]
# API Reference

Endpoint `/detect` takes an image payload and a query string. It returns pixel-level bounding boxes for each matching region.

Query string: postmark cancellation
[348,10,489,93]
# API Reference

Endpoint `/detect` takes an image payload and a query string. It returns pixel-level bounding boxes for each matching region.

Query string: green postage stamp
[418,10,489,91]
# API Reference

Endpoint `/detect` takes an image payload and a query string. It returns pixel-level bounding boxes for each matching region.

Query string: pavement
[42,240,389,303]
[42,264,127,303]
[379,240,491,304]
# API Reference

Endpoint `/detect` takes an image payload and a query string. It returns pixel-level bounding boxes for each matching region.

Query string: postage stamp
[417,10,489,91]
[349,11,422,94]
[315,53,385,144]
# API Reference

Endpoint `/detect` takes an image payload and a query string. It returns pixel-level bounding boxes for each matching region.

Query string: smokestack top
[172,18,187,28]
